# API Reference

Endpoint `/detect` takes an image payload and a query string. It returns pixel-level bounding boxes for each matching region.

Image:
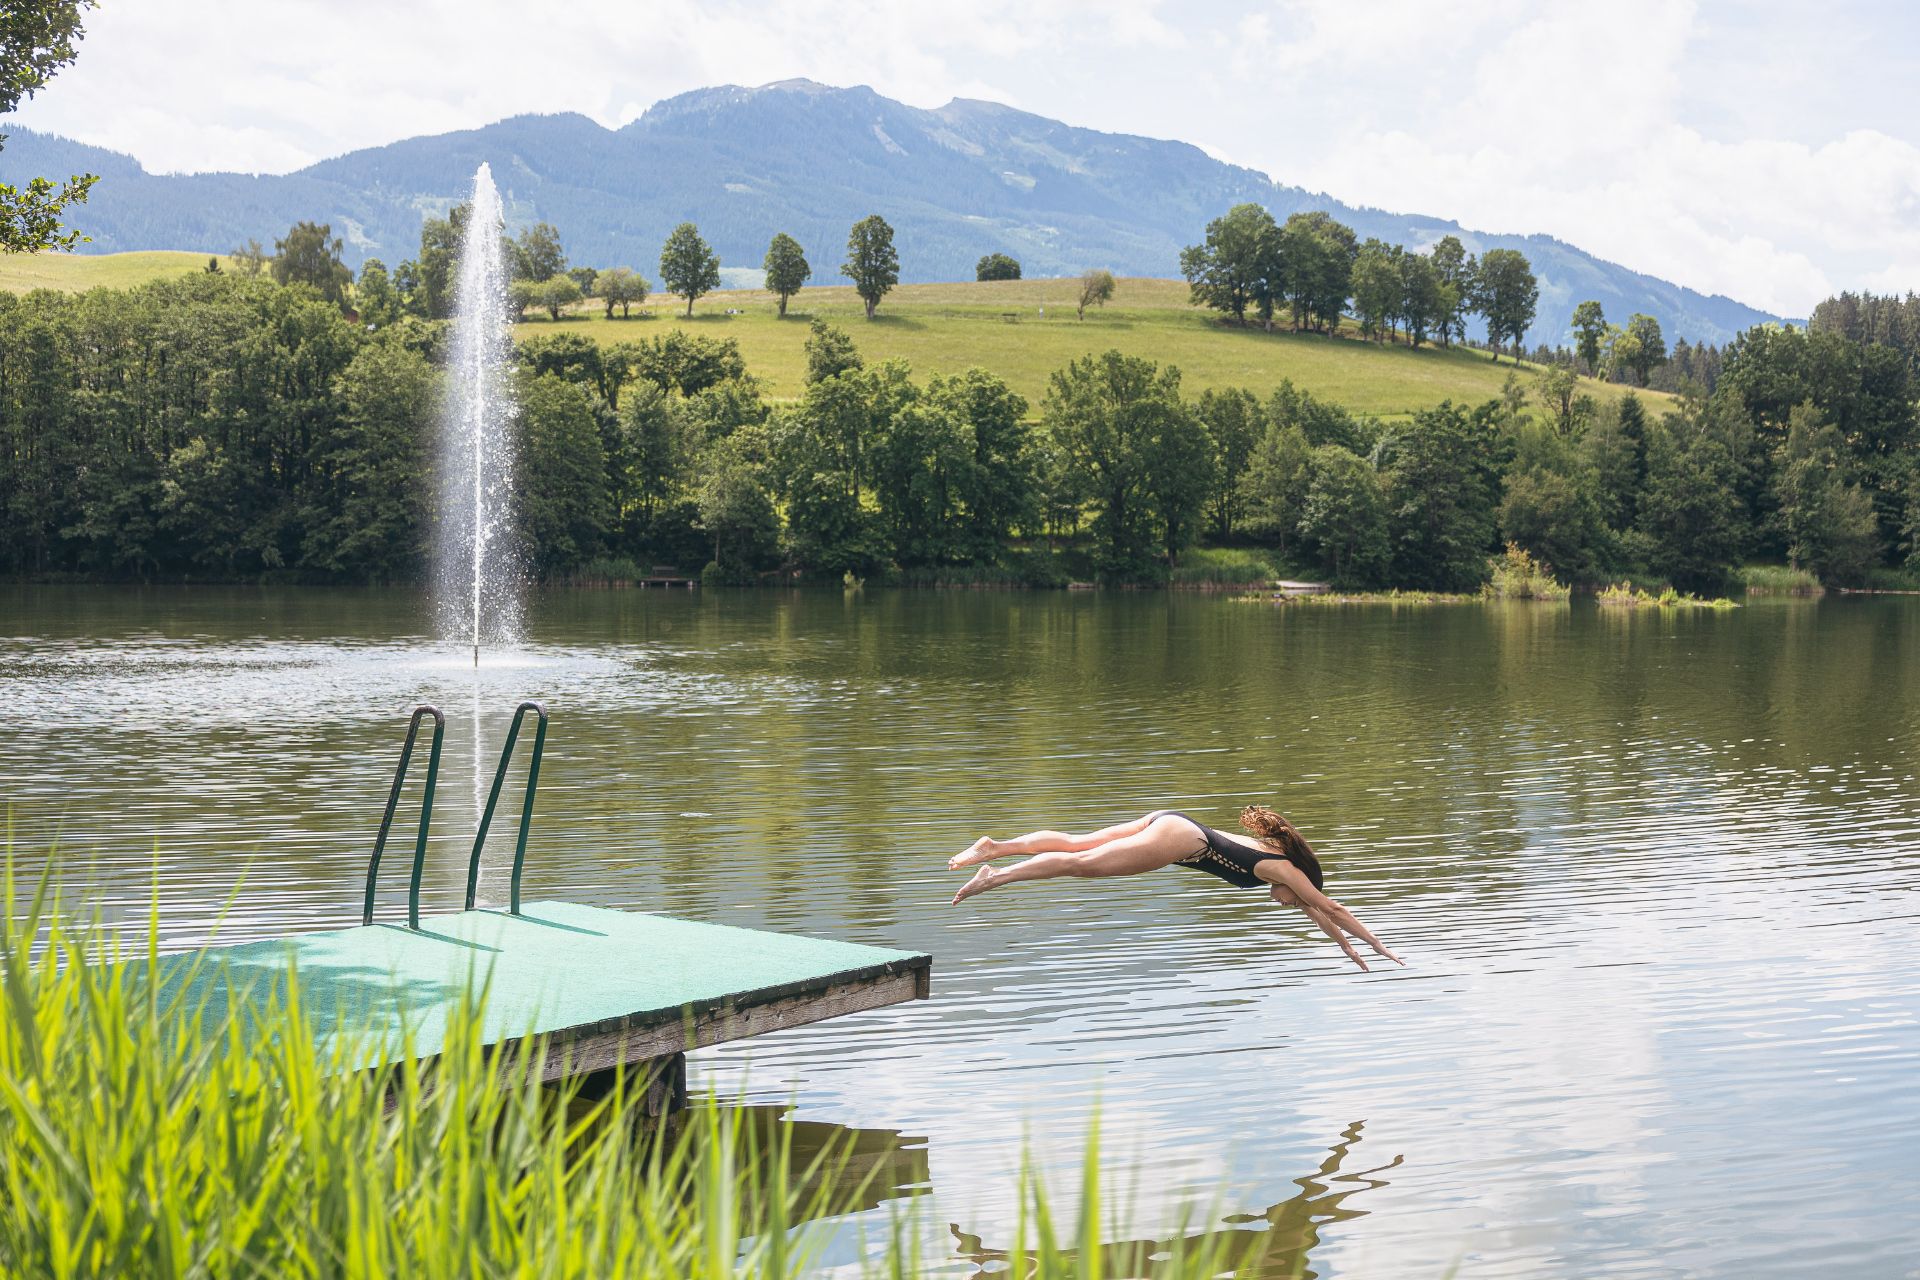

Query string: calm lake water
[4,585,1918,1277]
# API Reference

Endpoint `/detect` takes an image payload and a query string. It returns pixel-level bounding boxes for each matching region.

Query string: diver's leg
[952,815,1199,902]
[950,812,1164,869]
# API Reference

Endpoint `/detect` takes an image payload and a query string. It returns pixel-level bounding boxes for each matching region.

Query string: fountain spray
[436,163,522,660]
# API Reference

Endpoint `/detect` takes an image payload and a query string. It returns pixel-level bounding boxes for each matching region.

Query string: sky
[7,0,1919,317]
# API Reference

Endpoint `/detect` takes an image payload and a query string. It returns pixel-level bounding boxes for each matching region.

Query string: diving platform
[156,702,930,1111]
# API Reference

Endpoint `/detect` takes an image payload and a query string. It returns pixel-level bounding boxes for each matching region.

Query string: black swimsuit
[1150,810,1286,889]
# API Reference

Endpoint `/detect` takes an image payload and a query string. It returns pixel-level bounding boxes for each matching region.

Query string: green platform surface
[152,901,930,1070]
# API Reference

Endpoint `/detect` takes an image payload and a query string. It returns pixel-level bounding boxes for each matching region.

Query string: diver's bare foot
[951,864,997,904]
[949,837,1003,870]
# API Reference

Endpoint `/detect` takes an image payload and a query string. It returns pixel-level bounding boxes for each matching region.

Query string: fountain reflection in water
[435,163,521,665]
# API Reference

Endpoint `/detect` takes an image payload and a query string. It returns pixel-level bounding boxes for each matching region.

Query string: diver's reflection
[948,1121,1399,1279]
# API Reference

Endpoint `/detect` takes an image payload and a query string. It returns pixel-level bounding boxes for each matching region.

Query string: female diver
[949,806,1400,971]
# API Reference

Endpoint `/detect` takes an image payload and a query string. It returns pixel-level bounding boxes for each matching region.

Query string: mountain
[2,80,1784,345]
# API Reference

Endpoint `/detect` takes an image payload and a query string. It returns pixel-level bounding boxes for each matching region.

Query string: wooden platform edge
[524,963,929,1083]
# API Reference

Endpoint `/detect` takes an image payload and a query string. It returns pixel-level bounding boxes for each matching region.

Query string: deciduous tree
[842,215,900,319]
[1572,300,1607,375]
[1473,249,1538,360]
[596,266,648,318]
[1,0,97,252]
[271,221,351,307]
[659,222,721,317]
[763,232,811,317]
[1077,269,1115,320]
[1179,203,1280,326]
[975,253,1021,281]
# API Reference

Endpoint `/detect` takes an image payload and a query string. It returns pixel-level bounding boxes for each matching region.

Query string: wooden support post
[570,1051,687,1116]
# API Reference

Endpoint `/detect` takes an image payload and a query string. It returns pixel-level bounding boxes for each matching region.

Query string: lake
[3,585,1917,1277]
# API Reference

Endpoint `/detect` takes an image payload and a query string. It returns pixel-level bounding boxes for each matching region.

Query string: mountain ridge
[3,79,1785,344]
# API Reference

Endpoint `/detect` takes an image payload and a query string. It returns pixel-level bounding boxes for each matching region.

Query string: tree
[1,0,97,252]
[1572,300,1607,375]
[975,253,1021,282]
[535,275,582,320]
[568,266,598,296]
[804,319,862,384]
[1473,248,1538,359]
[596,266,648,318]
[926,368,1036,560]
[1277,212,1356,333]
[1398,251,1442,347]
[1622,313,1667,386]
[1043,350,1201,575]
[842,215,900,319]
[659,222,721,317]
[354,258,403,327]
[695,427,779,578]
[512,223,566,282]
[1299,447,1389,584]
[1195,387,1262,540]
[763,232,810,317]
[507,280,536,322]
[301,340,434,581]
[1429,235,1472,347]
[625,331,747,397]
[1242,421,1313,553]
[1775,402,1880,584]
[414,207,464,319]
[517,374,609,574]
[230,239,268,276]
[1179,203,1280,326]
[1539,365,1579,434]
[1077,269,1115,321]
[271,221,351,307]
[1376,401,1502,590]
[871,398,973,565]
[1349,239,1400,342]
[1639,409,1746,592]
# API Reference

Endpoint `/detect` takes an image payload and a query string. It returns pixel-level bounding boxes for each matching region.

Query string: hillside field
[0,249,214,293]
[2,256,1672,417]
[546,278,1670,415]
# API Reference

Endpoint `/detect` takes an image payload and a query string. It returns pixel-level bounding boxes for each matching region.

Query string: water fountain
[436,163,522,665]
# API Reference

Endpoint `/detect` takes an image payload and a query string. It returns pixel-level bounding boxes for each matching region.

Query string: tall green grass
[0,856,1274,1278]
[1732,564,1823,595]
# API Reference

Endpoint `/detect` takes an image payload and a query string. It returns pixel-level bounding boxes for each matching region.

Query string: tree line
[237,209,907,327]
[1179,204,1541,358]
[4,270,1916,593]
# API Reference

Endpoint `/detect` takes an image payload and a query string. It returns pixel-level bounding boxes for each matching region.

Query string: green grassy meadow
[545,277,1671,414]
[0,248,214,293]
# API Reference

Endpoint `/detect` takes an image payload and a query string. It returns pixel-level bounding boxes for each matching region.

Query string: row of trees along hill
[1179,204,1541,357]
[4,268,1916,591]
[237,211,909,326]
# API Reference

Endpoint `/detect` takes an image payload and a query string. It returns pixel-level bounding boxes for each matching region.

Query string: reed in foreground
[0,856,1288,1278]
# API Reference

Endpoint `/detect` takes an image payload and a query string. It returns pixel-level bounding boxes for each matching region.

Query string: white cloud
[7,0,1917,315]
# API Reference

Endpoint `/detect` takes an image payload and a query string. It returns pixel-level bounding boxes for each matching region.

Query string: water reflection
[948,1121,1399,1279]
[4,586,1919,1278]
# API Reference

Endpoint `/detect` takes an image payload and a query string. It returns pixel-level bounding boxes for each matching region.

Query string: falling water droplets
[435,163,522,658]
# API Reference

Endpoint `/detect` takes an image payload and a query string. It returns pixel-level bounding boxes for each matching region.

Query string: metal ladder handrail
[465,700,548,916]
[362,704,445,929]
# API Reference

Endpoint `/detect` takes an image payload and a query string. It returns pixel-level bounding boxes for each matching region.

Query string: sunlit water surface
[4,586,1917,1278]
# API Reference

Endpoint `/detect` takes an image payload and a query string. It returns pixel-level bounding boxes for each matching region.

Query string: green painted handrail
[465,700,548,915]
[362,704,445,929]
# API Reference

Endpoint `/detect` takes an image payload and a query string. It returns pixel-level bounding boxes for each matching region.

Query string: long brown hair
[1240,804,1325,890]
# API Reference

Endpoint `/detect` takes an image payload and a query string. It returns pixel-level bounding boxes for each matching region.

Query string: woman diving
[949,806,1401,971]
